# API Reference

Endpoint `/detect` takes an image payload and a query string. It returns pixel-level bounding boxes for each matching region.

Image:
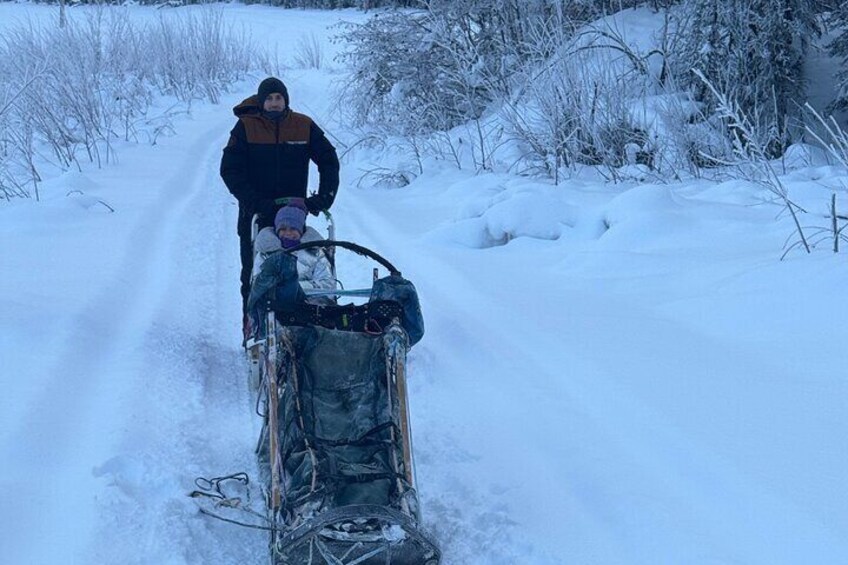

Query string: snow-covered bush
[335,7,506,175]
[337,0,650,179]
[336,6,496,134]
[337,1,652,134]
[654,92,735,177]
[504,57,655,181]
[0,8,258,200]
[502,11,670,183]
[695,71,813,256]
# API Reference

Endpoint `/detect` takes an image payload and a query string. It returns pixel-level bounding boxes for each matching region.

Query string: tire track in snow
[1,112,246,564]
[8,120,227,460]
[85,113,266,564]
[335,194,569,563]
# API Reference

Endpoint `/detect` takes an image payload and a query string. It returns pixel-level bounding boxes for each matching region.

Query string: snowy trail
[82,107,267,564]
[1,100,265,563]
[7,119,223,455]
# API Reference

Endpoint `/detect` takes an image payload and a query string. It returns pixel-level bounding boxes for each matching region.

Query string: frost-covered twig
[695,69,810,255]
[294,33,324,70]
[803,103,848,169]
[356,165,415,189]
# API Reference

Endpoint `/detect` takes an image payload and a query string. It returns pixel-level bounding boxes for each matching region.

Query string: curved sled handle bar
[284,240,401,277]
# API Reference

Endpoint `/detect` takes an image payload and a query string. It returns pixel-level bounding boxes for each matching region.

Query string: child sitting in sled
[249,200,336,309]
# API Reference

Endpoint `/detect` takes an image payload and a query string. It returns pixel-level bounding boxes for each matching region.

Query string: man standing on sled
[220,76,340,319]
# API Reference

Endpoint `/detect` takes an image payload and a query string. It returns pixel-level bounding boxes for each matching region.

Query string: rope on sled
[190,472,281,532]
[190,472,250,505]
[197,506,281,532]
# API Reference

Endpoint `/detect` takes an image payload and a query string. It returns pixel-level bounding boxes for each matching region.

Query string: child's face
[277,226,301,240]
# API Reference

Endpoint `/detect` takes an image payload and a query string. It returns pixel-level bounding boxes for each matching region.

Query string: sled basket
[256,314,438,564]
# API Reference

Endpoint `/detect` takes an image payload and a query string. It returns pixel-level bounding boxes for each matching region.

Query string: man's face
[263,92,286,112]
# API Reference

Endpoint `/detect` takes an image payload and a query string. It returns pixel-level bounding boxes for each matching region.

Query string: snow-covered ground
[2,4,848,565]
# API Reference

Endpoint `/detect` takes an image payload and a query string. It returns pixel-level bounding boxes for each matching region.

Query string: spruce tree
[829,4,848,110]
[676,0,818,155]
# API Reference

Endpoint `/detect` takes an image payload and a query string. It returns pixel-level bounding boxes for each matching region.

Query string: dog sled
[194,212,440,565]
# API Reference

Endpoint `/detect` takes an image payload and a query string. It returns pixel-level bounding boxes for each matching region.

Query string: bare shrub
[502,13,663,183]
[804,103,848,169]
[149,9,255,104]
[695,71,810,257]
[796,105,848,254]
[293,33,324,70]
[356,165,415,189]
[0,7,260,200]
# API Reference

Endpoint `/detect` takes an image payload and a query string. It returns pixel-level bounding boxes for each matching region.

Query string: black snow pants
[237,206,277,312]
[237,207,253,313]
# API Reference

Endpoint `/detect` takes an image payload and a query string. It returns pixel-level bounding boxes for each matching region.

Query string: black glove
[305,194,326,216]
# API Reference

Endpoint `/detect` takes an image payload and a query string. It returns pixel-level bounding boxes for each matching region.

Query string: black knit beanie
[257,77,289,108]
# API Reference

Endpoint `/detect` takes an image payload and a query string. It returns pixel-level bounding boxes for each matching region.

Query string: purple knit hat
[274,205,307,234]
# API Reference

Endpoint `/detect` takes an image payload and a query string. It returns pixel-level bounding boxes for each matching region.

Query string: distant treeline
[18,0,419,7]
[7,0,848,177]
[15,0,671,9]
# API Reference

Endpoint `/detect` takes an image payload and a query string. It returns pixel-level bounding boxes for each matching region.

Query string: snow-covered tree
[338,0,645,135]
[30,0,419,6]
[829,4,848,111]
[674,0,819,156]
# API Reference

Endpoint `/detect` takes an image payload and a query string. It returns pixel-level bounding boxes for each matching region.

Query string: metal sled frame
[251,241,439,565]
[256,316,440,565]
[271,504,440,565]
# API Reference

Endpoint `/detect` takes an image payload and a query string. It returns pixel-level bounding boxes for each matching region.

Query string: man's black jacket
[220,95,339,224]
